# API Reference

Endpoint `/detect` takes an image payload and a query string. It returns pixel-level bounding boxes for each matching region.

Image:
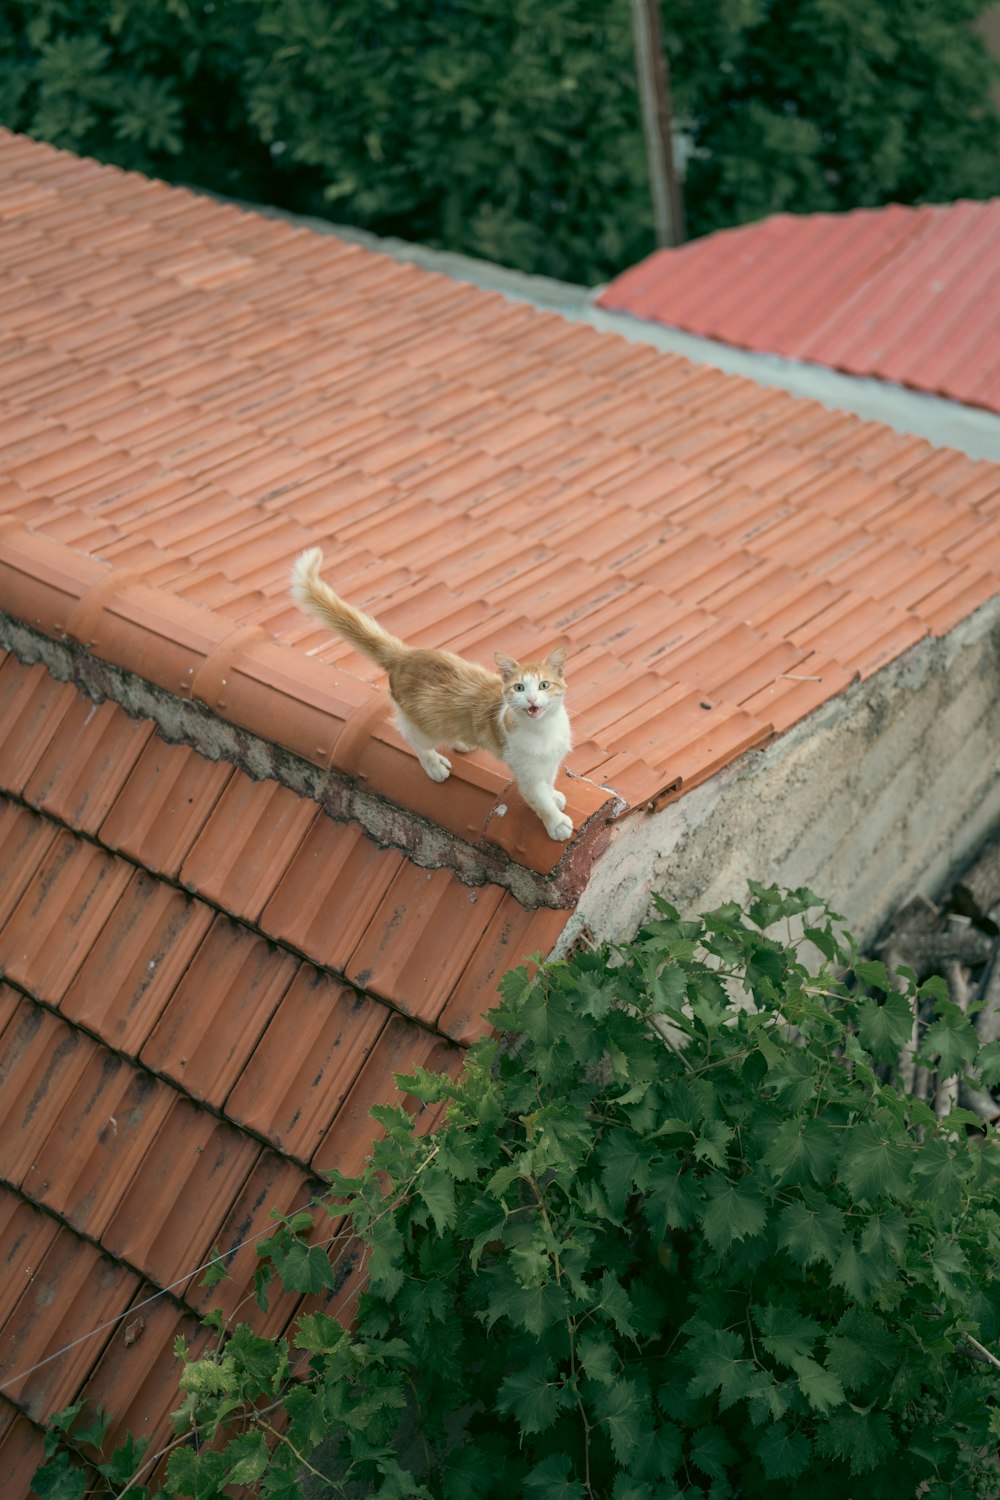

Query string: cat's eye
[513,683,525,692]
[539,681,550,690]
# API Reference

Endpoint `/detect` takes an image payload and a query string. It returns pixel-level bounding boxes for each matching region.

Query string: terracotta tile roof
[1,131,999,1490]
[597,200,1000,415]
[0,651,565,1483]
[2,132,999,830]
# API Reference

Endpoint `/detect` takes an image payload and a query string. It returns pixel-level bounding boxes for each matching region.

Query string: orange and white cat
[290,547,573,840]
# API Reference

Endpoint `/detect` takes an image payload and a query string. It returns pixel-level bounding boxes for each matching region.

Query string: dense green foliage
[667,0,1000,236]
[2,1,998,281]
[35,885,1000,1498]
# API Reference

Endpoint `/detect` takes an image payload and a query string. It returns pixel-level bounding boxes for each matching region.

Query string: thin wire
[3,1137,429,1399]
[0,1191,339,1396]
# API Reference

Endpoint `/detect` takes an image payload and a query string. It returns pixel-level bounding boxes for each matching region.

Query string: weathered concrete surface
[564,595,1000,952]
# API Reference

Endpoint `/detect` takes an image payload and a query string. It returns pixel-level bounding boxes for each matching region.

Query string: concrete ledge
[568,594,1000,950]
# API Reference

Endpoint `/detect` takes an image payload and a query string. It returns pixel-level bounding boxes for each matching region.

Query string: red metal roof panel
[598,200,1000,414]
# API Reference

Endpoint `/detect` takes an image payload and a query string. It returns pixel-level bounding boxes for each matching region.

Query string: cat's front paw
[420,751,451,782]
[544,811,573,841]
[552,788,566,810]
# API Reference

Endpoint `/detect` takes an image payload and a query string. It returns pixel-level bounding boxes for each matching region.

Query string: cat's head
[494,647,567,721]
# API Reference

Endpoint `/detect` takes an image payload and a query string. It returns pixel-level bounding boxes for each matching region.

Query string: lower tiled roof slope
[1,130,999,826]
[0,649,567,1491]
[598,200,1000,414]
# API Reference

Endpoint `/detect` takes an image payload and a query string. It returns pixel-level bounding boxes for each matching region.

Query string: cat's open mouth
[526,705,542,718]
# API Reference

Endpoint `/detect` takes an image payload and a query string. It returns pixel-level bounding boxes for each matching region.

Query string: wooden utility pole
[630,0,686,247]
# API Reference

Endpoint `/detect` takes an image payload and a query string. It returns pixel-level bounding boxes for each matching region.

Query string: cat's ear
[544,645,567,676]
[494,651,521,682]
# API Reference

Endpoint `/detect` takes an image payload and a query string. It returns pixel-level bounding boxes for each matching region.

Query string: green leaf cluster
[1,1,998,282]
[35,883,1000,1498]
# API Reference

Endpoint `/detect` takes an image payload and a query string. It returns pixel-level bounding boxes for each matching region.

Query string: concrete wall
[567,595,1000,951]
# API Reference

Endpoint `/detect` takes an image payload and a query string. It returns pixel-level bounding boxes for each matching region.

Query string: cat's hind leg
[394,707,451,782]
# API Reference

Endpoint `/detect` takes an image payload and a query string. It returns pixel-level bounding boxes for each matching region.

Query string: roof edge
[0,523,623,901]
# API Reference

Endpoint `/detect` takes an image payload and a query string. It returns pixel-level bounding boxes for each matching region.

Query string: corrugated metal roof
[599,200,1000,414]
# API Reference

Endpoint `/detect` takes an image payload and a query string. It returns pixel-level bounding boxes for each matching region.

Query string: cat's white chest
[502,704,571,775]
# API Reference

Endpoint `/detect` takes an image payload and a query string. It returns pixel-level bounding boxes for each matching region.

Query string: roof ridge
[0,521,623,902]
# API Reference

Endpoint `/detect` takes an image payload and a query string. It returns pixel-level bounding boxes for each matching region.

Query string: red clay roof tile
[0,1225,140,1422]
[345,864,506,1024]
[224,968,388,1163]
[178,770,318,920]
[436,900,572,1045]
[26,1054,176,1238]
[139,917,299,1107]
[99,739,233,878]
[0,802,60,928]
[178,1151,318,1336]
[311,1014,462,1178]
[259,816,404,969]
[80,1293,214,1460]
[0,1003,98,1188]
[24,695,155,829]
[0,831,133,1001]
[911,565,1000,635]
[101,1096,261,1284]
[0,657,77,793]
[0,1407,44,1500]
[59,871,214,1054]
[0,1192,61,1332]
[740,654,856,734]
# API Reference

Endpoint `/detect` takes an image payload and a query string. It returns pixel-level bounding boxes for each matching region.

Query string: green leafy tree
[1,1,998,280]
[668,0,1000,235]
[35,884,1000,1498]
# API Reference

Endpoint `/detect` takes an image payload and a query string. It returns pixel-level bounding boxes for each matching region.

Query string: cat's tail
[290,547,407,671]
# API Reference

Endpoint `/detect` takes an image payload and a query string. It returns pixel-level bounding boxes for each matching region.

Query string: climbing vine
[34,884,1000,1497]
